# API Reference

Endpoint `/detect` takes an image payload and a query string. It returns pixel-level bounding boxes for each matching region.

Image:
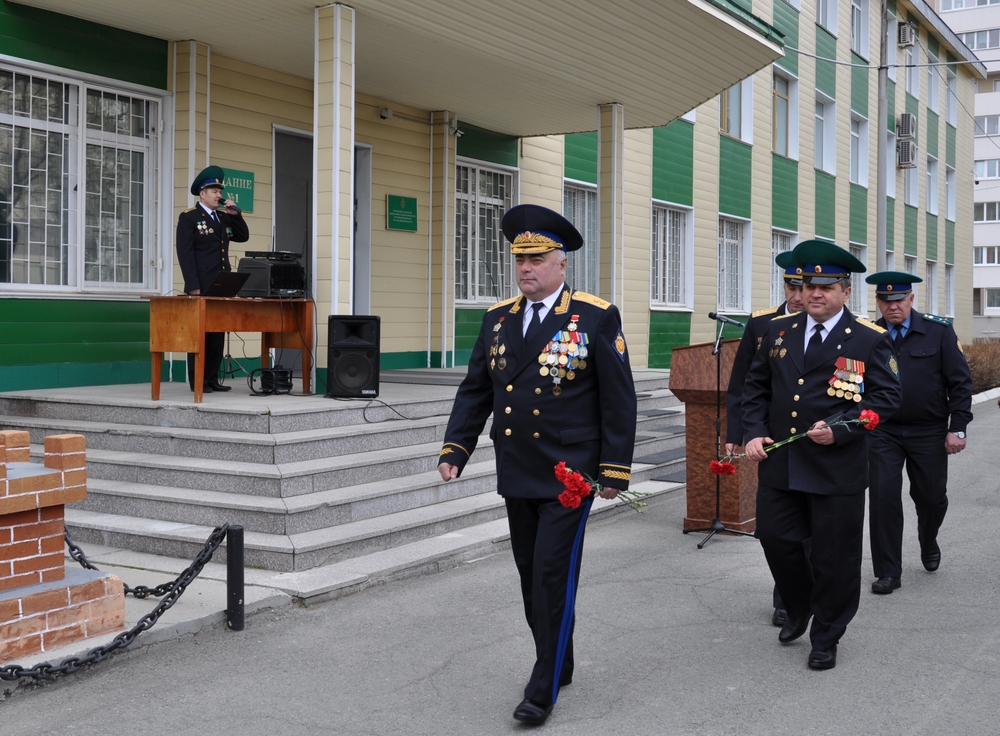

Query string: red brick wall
[0,507,65,593]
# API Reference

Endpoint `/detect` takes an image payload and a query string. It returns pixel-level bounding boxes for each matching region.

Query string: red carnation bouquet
[554,462,649,513]
[713,409,879,472]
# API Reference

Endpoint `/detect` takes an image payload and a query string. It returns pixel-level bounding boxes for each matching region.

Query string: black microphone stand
[683,316,756,549]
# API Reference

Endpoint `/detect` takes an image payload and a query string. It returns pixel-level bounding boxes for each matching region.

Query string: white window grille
[563,183,599,295]
[771,229,793,306]
[0,66,160,291]
[454,162,515,303]
[718,217,745,312]
[651,205,687,307]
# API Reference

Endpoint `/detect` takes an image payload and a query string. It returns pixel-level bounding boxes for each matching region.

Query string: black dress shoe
[921,541,941,572]
[513,698,553,725]
[196,384,213,393]
[207,381,231,392]
[871,576,901,594]
[779,614,810,644]
[808,645,837,670]
[772,608,788,627]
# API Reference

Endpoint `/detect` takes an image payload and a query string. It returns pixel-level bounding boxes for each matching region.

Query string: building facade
[940,0,1000,336]
[0,0,981,391]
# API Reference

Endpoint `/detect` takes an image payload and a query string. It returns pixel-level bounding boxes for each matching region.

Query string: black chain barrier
[64,530,180,599]
[0,524,229,683]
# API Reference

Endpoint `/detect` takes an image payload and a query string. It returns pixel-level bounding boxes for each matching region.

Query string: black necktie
[524,302,544,344]
[805,323,824,368]
[892,327,903,353]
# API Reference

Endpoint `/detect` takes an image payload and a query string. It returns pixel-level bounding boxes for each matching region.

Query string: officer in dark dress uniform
[742,240,902,670]
[864,271,972,595]
[175,166,250,392]
[438,204,637,725]
[725,250,803,627]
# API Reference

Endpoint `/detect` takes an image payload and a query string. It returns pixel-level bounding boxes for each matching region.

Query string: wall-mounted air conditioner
[897,112,916,140]
[898,23,916,47]
[897,140,918,168]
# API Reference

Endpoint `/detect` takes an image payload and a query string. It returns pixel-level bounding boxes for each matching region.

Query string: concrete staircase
[0,371,685,573]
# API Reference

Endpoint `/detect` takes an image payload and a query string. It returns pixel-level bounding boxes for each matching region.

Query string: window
[718,217,746,312]
[926,156,939,215]
[975,159,1000,179]
[817,0,837,33]
[850,114,868,186]
[959,29,1000,50]
[887,13,897,83]
[946,166,956,221]
[946,69,957,126]
[651,204,689,307]
[975,115,1000,136]
[773,73,789,156]
[925,261,938,314]
[944,0,1000,9]
[886,131,897,199]
[904,255,918,280]
[906,47,920,99]
[563,184,599,294]
[771,229,794,306]
[849,244,867,314]
[815,94,836,174]
[974,246,1000,263]
[927,52,940,114]
[886,251,895,270]
[988,288,1000,309]
[0,66,161,292]
[851,0,869,58]
[945,264,954,317]
[720,81,741,138]
[454,162,515,303]
[974,202,1000,222]
[905,160,919,207]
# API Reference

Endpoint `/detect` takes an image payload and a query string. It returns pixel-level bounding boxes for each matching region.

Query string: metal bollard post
[227,525,245,632]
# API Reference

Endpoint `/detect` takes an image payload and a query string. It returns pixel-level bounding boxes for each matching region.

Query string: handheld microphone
[221,199,241,215]
[708,312,746,329]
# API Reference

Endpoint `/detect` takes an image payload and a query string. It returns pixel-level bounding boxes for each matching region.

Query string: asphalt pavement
[2,401,999,735]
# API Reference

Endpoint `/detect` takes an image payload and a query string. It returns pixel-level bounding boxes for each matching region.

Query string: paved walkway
[2,398,999,735]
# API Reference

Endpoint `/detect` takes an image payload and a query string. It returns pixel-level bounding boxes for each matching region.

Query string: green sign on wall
[386,194,418,232]
[224,169,255,213]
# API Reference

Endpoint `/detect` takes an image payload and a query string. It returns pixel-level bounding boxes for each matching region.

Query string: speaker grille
[332,350,374,390]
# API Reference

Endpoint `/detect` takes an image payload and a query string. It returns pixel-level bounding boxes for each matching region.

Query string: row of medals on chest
[489,314,589,396]
[828,357,865,403]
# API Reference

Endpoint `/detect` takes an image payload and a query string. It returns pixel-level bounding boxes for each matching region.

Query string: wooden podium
[670,339,757,535]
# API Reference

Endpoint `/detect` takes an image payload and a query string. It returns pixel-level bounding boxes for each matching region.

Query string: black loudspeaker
[327,315,380,398]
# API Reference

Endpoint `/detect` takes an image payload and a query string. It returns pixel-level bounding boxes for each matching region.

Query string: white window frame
[453,158,517,305]
[815,92,837,175]
[946,67,957,126]
[0,60,168,296]
[904,256,918,301]
[975,115,1000,136]
[946,166,956,221]
[772,67,799,160]
[926,155,939,216]
[848,243,867,314]
[975,159,1000,180]
[718,215,751,313]
[887,12,898,83]
[927,51,940,114]
[974,202,1000,222]
[886,130,897,200]
[563,181,599,295]
[906,46,920,99]
[650,201,693,310]
[944,264,954,318]
[850,112,869,187]
[771,228,796,307]
[925,260,938,314]
[817,0,838,35]
[886,250,896,271]
[905,158,920,207]
[720,77,754,144]
[851,0,870,59]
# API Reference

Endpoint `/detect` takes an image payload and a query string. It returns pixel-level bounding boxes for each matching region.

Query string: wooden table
[146,296,314,403]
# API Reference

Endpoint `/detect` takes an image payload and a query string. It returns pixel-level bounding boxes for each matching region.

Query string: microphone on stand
[708,312,746,329]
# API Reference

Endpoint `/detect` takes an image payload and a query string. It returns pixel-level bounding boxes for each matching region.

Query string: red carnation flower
[709,460,737,476]
[859,409,879,430]
[558,489,582,508]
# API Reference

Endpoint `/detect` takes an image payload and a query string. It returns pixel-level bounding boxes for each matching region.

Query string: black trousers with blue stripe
[505,496,591,706]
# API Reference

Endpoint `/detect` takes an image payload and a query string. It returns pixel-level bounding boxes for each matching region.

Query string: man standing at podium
[175,166,249,393]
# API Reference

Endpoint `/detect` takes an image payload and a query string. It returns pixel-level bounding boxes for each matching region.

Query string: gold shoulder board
[771,312,797,321]
[856,317,887,333]
[572,291,611,310]
[487,296,520,312]
[183,207,197,213]
[752,306,781,319]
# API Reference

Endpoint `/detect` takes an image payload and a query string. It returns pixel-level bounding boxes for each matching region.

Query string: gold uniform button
[505,407,512,414]
[790,428,797,434]
[533,432,540,439]
[534,388,541,395]
[533,409,540,416]
[798,378,804,385]
[791,411,798,418]
[793,395,800,401]
[506,385,513,392]
[505,428,512,436]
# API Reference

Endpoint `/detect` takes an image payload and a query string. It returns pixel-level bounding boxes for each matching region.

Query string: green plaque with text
[224,169,255,213]
[386,194,418,232]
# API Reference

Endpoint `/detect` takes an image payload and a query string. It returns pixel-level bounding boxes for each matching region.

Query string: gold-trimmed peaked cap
[774,250,803,286]
[501,204,583,255]
[865,270,923,301]
[190,165,226,196]
[791,239,866,285]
